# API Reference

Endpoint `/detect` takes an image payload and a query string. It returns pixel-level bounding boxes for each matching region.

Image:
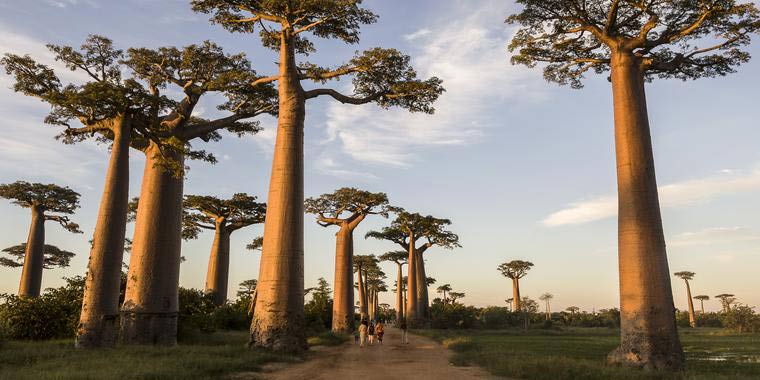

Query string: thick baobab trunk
[368,289,375,321]
[512,278,521,312]
[250,32,307,352]
[406,241,420,327]
[77,116,131,348]
[332,225,354,333]
[18,206,45,297]
[415,251,429,324]
[205,223,231,306]
[606,51,684,370]
[684,281,696,328]
[357,267,368,320]
[120,142,184,346]
[395,263,404,325]
[699,300,705,316]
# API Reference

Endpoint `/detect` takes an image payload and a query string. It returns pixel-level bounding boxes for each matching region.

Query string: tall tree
[693,295,710,316]
[0,182,81,297]
[183,193,266,305]
[715,294,737,313]
[0,35,171,348]
[0,243,75,270]
[352,254,376,321]
[507,0,760,370]
[119,41,276,346]
[366,211,460,327]
[436,284,452,305]
[192,0,444,351]
[305,188,391,333]
[539,292,554,321]
[380,250,407,326]
[497,260,533,312]
[674,271,697,328]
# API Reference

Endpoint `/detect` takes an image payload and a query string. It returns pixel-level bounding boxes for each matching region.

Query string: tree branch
[304,88,382,104]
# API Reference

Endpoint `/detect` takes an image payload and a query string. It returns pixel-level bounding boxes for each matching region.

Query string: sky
[0,0,759,314]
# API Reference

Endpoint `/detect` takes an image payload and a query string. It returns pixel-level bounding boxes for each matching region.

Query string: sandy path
[259,327,502,380]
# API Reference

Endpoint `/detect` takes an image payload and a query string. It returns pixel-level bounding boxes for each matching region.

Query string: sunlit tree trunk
[18,206,45,297]
[512,278,521,312]
[205,222,231,306]
[120,142,184,346]
[357,266,368,320]
[332,225,354,332]
[406,238,420,327]
[684,280,696,328]
[249,31,307,352]
[415,251,429,325]
[77,115,131,348]
[395,262,403,325]
[607,50,684,370]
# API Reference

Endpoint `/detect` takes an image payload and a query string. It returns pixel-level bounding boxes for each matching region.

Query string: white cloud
[45,0,98,8]
[669,227,760,247]
[316,0,540,175]
[543,169,760,227]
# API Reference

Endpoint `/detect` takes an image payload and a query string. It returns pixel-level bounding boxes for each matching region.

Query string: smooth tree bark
[380,251,407,325]
[19,206,46,297]
[512,279,521,312]
[507,1,760,370]
[305,188,390,333]
[674,272,697,328]
[193,0,443,351]
[206,224,231,304]
[498,260,532,313]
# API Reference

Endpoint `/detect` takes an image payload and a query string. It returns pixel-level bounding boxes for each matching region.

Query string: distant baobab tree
[715,294,737,313]
[366,211,459,328]
[497,260,533,312]
[305,188,392,333]
[693,295,710,316]
[566,306,580,315]
[0,181,81,297]
[674,271,697,328]
[539,293,554,321]
[1,36,168,348]
[183,194,266,306]
[436,284,452,305]
[449,292,465,304]
[353,254,378,320]
[380,250,408,326]
[192,0,444,352]
[507,0,760,370]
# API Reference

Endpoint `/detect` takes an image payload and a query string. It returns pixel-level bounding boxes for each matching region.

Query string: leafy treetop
[674,271,695,281]
[192,0,445,113]
[539,292,554,301]
[379,250,407,265]
[693,295,710,301]
[497,260,534,280]
[0,181,81,233]
[0,243,76,269]
[353,254,378,273]
[182,193,267,240]
[507,0,760,88]
[365,210,460,254]
[304,187,391,229]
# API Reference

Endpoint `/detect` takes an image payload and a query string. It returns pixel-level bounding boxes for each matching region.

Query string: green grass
[0,331,297,380]
[416,327,760,380]
[307,330,350,347]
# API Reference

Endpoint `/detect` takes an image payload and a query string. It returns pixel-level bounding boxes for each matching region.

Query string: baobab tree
[0,36,170,348]
[0,182,81,297]
[566,306,580,315]
[119,41,276,346]
[305,188,391,333]
[716,294,737,313]
[674,271,697,328]
[366,277,387,322]
[366,211,460,327]
[380,250,407,325]
[192,1,444,351]
[497,260,533,312]
[353,254,377,320]
[448,292,465,304]
[507,0,760,370]
[183,193,266,306]
[693,295,710,316]
[539,292,554,321]
[436,284,452,305]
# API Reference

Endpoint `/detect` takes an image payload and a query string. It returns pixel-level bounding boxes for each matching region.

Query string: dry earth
[256,327,502,380]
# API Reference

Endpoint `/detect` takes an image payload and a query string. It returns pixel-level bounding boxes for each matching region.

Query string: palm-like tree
[715,294,737,313]
[673,271,697,328]
[693,295,710,316]
[449,292,465,304]
[539,293,554,321]
[436,284,452,304]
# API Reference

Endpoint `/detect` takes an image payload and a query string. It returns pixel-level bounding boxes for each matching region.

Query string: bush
[431,302,479,329]
[0,276,84,340]
[723,304,760,333]
[478,307,518,329]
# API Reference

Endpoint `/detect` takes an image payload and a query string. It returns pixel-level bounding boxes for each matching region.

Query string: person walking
[368,322,376,345]
[400,319,409,344]
[359,320,369,348]
[376,321,385,345]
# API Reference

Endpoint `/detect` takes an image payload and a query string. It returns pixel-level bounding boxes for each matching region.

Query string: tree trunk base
[248,315,307,353]
[119,311,178,346]
[607,337,684,371]
[331,314,354,334]
[75,314,119,348]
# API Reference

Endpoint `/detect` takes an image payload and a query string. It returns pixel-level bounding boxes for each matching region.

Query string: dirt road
[260,327,501,380]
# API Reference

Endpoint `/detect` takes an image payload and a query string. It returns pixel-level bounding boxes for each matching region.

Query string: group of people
[355,319,409,348]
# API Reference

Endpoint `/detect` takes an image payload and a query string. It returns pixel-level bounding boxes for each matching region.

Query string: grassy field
[0,330,346,380]
[416,327,760,380]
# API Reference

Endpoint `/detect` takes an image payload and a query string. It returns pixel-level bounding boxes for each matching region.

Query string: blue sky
[0,0,759,313]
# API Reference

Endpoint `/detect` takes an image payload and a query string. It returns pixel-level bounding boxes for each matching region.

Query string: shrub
[430,302,479,329]
[723,304,759,333]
